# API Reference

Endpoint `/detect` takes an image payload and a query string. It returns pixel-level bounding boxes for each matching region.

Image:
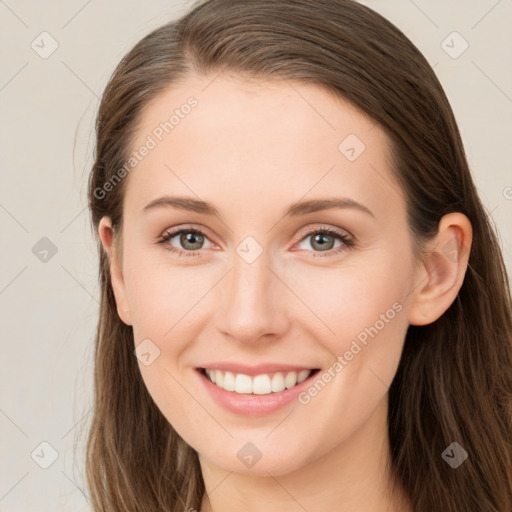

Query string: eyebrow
[142,195,375,218]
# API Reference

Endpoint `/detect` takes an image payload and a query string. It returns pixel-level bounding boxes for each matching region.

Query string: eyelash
[156,225,355,259]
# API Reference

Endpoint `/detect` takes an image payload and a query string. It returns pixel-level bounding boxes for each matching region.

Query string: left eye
[157,227,353,258]
[295,229,348,253]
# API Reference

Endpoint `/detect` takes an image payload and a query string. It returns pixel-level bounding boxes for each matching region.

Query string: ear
[98,216,133,326]
[408,212,473,326]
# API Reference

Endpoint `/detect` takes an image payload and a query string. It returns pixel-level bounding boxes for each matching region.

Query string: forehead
[135,72,378,141]
[123,72,402,223]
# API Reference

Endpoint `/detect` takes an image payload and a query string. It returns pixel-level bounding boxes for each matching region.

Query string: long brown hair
[85,1,512,510]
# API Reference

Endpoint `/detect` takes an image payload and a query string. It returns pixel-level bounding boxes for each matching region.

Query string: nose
[214,247,290,345]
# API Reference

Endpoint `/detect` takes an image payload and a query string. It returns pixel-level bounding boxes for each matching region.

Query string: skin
[98,72,472,512]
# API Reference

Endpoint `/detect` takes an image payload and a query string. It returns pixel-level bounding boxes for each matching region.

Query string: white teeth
[235,374,252,394]
[204,369,314,395]
[223,371,235,391]
[253,374,272,394]
[271,372,285,392]
[214,369,224,387]
[284,372,297,389]
[297,369,310,383]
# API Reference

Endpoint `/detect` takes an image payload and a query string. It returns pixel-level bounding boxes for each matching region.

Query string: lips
[194,362,320,417]
[195,365,321,415]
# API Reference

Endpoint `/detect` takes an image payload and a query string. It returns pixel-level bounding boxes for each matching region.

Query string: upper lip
[197,362,319,376]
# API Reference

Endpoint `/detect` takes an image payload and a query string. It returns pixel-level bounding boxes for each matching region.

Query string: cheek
[286,254,411,440]
[290,251,411,336]
[125,259,205,432]
[123,251,201,339]
[286,249,413,395]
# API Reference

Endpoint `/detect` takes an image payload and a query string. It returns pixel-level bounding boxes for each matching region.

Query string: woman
[86,0,512,510]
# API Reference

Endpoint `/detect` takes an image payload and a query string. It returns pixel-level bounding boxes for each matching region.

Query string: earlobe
[408,213,472,326]
[98,216,133,326]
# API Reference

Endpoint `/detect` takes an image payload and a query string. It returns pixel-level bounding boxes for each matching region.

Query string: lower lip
[195,368,319,416]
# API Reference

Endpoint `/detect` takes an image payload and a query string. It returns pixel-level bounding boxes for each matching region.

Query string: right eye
[157,227,215,257]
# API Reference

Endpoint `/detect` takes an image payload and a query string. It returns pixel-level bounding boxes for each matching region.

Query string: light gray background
[1,0,511,510]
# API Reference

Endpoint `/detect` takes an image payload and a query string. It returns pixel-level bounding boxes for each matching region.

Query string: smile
[200,368,320,395]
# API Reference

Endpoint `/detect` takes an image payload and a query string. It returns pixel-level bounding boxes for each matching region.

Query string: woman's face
[101,73,421,476]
